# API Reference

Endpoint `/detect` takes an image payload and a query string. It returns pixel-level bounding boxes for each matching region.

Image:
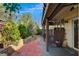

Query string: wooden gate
[54,27,65,46]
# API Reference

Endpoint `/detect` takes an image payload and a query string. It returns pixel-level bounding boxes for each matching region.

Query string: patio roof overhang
[42,3,78,26]
[42,3,79,52]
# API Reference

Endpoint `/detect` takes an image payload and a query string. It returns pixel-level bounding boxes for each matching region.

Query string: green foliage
[18,13,35,37]
[18,13,42,39]
[26,27,32,37]
[18,24,32,39]
[0,4,7,21]
[35,26,42,35]
[18,13,32,26]
[2,20,20,45]
[3,3,20,16]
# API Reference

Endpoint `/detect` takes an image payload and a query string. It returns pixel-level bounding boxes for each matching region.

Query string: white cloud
[20,4,43,14]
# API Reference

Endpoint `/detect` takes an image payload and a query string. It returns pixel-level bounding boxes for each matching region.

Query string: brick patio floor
[11,36,50,56]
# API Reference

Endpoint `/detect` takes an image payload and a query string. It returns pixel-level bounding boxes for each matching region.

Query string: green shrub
[26,27,32,37]
[35,26,42,35]
[18,24,32,39]
[2,20,20,45]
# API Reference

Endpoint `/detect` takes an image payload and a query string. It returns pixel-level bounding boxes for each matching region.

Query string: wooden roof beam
[48,4,64,20]
[48,3,78,20]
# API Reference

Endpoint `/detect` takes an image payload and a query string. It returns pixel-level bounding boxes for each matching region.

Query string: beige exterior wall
[64,5,78,50]
[65,17,79,52]
[64,19,74,48]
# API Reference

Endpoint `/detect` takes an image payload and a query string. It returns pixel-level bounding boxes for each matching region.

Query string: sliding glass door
[74,19,78,48]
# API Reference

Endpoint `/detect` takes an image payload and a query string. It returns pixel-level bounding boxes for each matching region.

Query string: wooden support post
[42,24,45,41]
[77,4,79,56]
[78,19,79,56]
[45,18,49,51]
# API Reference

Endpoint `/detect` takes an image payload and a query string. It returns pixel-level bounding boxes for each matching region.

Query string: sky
[17,3,44,27]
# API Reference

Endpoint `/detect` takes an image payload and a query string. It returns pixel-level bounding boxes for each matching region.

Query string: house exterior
[42,3,79,55]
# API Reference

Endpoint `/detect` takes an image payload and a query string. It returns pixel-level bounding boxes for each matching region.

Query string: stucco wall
[65,17,79,50]
[64,19,74,48]
[64,6,78,49]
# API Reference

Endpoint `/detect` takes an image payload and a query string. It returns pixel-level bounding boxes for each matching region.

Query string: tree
[18,13,32,25]
[18,13,40,36]
[0,4,6,20]
[3,3,20,19]
[18,13,34,34]
[18,13,36,30]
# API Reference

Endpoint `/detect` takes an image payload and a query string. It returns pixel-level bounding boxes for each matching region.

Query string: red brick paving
[13,38,43,56]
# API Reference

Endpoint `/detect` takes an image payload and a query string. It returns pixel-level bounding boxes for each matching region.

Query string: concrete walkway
[39,36,77,56]
[48,46,77,56]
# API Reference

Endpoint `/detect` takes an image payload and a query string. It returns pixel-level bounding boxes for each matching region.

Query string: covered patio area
[42,3,79,56]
